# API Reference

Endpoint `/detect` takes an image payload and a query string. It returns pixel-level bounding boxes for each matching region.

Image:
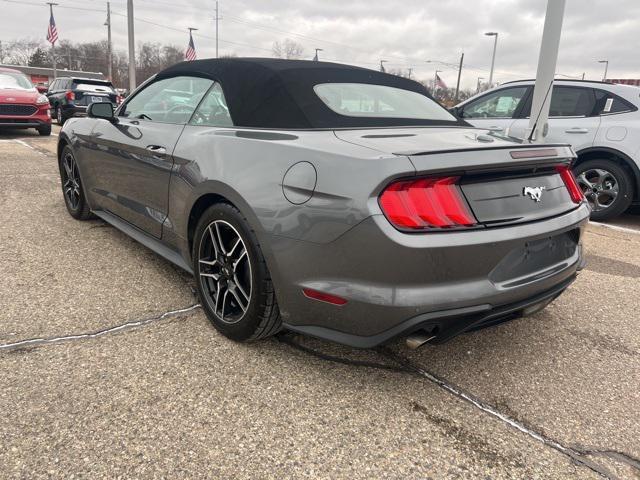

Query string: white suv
[455,80,640,220]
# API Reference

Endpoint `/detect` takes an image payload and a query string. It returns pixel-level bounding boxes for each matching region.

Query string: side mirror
[450,106,462,118]
[88,102,117,122]
[36,85,48,94]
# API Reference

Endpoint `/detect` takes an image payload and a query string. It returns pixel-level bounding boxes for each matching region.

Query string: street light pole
[454,52,464,102]
[313,48,323,61]
[380,60,387,73]
[485,32,498,89]
[127,0,136,91]
[105,1,113,81]
[598,60,609,82]
[215,1,220,58]
[527,0,566,143]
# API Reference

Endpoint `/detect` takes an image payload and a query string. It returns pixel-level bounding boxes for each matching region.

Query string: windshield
[314,83,456,121]
[0,71,34,91]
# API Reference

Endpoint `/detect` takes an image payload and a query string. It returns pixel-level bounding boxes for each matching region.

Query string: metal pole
[47,3,58,79]
[106,1,113,81]
[127,0,136,90]
[485,32,498,89]
[215,1,219,58]
[526,0,566,143]
[454,52,464,102]
[598,60,608,81]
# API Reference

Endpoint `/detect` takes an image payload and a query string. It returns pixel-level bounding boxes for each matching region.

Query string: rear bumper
[273,203,590,347]
[62,105,87,118]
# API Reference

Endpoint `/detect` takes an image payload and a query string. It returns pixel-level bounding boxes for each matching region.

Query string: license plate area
[489,230,579,287]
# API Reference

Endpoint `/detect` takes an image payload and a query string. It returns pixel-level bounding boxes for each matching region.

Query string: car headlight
[36,94,50,105]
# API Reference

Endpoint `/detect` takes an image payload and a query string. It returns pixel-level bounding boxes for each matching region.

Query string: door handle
[146,145,166,154]
[565,128,589,134]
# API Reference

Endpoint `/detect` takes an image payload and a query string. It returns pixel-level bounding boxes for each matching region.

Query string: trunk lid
[334,127,579,227]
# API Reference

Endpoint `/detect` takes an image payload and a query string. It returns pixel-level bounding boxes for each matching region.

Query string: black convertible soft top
[156,58,466,129]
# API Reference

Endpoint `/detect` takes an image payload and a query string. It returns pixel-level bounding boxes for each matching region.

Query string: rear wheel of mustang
[193,203,281,342]
[59,145,93,220]
[573,159,633,221]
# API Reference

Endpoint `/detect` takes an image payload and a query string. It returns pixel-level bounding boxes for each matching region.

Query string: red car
[0,67,52,136]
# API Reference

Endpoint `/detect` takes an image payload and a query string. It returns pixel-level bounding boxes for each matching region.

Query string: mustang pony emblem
[523,186,546,202]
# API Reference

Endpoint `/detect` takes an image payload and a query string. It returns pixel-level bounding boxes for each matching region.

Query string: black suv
[47,77,120,125]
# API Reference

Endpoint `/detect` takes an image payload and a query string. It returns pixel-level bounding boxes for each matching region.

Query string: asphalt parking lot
[1,125,639,479]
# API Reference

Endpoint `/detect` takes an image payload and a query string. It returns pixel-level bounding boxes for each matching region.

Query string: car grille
[0,104,38,116]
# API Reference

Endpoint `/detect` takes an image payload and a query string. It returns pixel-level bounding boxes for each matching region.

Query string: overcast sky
[2,0,639,89]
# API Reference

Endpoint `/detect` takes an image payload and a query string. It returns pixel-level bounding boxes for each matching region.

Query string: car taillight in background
[556,165,584,204]
[65,90,75,101]
[379,176,477,230]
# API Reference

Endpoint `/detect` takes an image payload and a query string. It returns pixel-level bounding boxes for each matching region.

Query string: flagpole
[215,1,219,58]
[127,0,136,91]
[47,2,58,79]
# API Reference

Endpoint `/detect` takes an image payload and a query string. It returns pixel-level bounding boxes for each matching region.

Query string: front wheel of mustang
[193,203,281,342]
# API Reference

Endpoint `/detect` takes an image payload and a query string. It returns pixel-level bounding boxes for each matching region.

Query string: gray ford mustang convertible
[57,58,590,348]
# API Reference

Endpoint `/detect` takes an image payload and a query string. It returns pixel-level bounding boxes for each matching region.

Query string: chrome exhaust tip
[406,332,436,350]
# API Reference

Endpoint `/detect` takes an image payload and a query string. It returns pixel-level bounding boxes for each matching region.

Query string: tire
[58,145,93,220]
[56,106,66,126]
[193,203,281,342]
[573,159,633,221]
[37,124,52,136]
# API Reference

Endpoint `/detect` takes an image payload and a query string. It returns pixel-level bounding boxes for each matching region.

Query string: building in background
[0,64,104,87]
[608,79,640,87]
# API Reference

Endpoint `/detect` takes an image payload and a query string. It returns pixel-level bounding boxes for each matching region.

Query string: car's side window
[593,89,637,115]
[461,87,528,119]
[50,80,58,91]
[548,86,595,117]
[122,76,213,124]
[189,83,234,127]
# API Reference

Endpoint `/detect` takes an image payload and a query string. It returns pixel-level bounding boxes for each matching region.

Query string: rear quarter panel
[167,126,416,263]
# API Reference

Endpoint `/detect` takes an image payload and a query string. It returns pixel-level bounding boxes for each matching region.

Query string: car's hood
[0,88,39,103]
[333,127,525,156]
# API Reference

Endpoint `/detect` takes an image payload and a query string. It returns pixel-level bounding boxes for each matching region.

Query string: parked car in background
[47,77,121,126]
[0,67,52,136]
[454,80,640,220]
[57,58,589,349]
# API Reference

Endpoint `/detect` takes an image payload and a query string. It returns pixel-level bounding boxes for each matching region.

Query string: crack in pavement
[277,334,637,480]
[0,304,201,353]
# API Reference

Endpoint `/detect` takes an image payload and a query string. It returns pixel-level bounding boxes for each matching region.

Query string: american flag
[435,73,447,89]
[46,11,58,45]
[185,32,197,61]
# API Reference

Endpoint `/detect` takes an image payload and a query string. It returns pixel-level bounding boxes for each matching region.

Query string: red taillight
[379,176,477,230]
[65,90,75,101]
[556,165,584,204]
[302,288,347,306]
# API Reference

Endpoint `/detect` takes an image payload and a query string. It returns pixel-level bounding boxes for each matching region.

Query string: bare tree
[5,38,44,65]
[272,38,305,59]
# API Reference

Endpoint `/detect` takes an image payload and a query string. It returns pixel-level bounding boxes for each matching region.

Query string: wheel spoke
[234,276,250,304]
[227,237,242,258]
[214,222,227,254]
[220,289,229,320]
[577,172,593,189]
[233,249,247,269]
[229,287,248,313]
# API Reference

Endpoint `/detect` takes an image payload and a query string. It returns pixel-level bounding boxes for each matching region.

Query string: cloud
[2,0,638,88]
